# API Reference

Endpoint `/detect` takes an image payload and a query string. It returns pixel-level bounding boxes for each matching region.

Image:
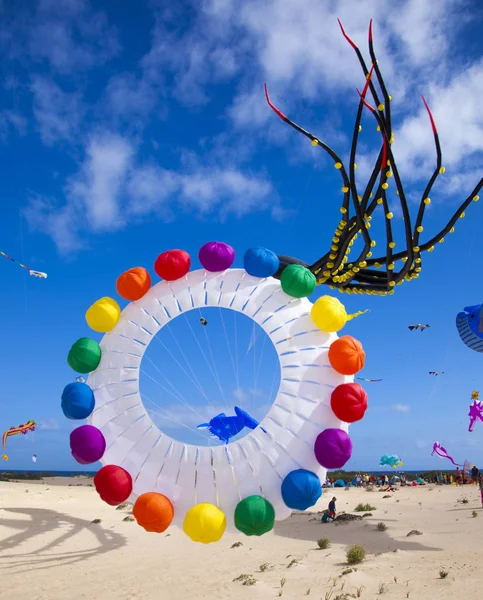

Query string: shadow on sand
[273,512,441,555]
[0,507,126,573]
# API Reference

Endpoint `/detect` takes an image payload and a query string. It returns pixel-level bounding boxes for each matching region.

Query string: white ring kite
[62,243,368,542]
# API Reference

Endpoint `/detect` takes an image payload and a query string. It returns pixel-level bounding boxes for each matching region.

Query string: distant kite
[356,377,382,383]
[408,324,430,332]
[431,441,461,467]
[468,391,483,432]
[2,420,37,450]
[429,371,444,376]
[199,317,208,326]
[0,250,47,278]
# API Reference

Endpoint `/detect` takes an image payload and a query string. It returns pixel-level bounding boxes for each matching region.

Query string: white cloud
[25,134,279,252]
[392,404,411,414]
[38,419,61,431]
[31,76,84,145]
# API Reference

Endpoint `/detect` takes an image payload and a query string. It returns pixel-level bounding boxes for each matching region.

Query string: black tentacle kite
[267,20,483,296]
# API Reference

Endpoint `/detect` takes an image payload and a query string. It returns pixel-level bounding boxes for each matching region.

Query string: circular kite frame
[62,242,368,541]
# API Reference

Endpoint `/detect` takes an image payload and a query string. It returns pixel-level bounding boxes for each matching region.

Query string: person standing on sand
[455,467,462,485]
[479,474,483,507]
[328,497,337,519]
[471,465,479,484]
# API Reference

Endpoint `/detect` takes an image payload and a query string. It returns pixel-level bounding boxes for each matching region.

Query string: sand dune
[1,478,482,599]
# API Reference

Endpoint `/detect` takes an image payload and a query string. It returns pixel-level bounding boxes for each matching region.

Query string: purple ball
[70,424,106,464]
[314,428,352,469]
[199,241,235,272]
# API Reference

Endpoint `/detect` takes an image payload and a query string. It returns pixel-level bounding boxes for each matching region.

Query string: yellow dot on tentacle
[428,246,435,252]
[331,245,338,252]
[417,226,424,233]
[354,163,358,169]
[329,254,337,260]
[396,189,399,195]
[334,162,342,169]
[389,281,396,287]
[327,262,334,269]
[378,104,384,111]
[415,267,422,272]
[387,160,391,166]
[423,197,431,205]
[370,192,373,198]
[353,266,360,273]
[376,125,381,131]
[359,261,367,268]
[439,167,445,174]
[365,222,371,228]
[376,197,383,204]
[460,212,465,218]
[450,227,455,233]
[382,183,389,190]
[389,241,396,248]
[388,289,395,295]
[358,125,362,132]
[311,139,318,146]
[367,252,373,258]
[370,240,376,247]
[342,186,349,193]
[323,270,331,277]
[389,95,393,101]
[386,171,393,178]
[375,262,381,268]
[386,212,393,219]
[473,195,480,201]
[340,207,347,214]
[415,258,421,263]
[413,246,420,252]
[388,263,394,270]
[401,257,407,262]
[439,238,444,243]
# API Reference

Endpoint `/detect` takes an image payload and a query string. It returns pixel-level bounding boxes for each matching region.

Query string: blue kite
[456,304,483,353]
[197,406,266,444]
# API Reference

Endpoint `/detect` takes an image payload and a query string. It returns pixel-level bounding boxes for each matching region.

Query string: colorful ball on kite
[67,338,102,374]
[330,383,368,423]
[85,297,121,332]
[280,264,316,298]
[183,503,226,544]
[314,428,353,469]
[244,246,280,278]
[328,336,365,375]
[311,295,348,332]
[234,495,275,536]
[70,424,106,464]
[154,249,191,281]
[133,492,174,533]
[281,469,322,510]
[116,267,151,301]
[61,381,95,420]
[199,241,235,272]
[94,465,133,506]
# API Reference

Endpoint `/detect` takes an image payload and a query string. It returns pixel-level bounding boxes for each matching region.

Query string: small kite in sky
[356,377,382,383]
[431,441,461,466]
[199,317,208,326]
[2,420,37,451]
[429,371,444,376]
[408,324,430,332]
[1,250,47,278]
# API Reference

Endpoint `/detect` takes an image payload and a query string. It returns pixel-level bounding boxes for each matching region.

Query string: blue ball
[244,247,280,278]
[281,469,322,510]
[61,382,95,420]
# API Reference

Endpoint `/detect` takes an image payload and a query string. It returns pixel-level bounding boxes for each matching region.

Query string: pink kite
[431,441,462,467]
[468,391,483,432]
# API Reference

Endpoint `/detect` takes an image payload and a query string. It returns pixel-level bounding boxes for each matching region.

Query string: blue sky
[1,0,483,472]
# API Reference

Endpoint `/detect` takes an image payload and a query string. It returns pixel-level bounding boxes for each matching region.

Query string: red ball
[330,383,368,423]
[154,250,191,281]
[94,465,133,506]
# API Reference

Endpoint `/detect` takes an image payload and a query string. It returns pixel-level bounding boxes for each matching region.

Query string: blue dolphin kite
[197,406,266,444]
[456,304,483,353]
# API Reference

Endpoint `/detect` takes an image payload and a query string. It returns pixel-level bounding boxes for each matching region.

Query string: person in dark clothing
[471,465,479,484]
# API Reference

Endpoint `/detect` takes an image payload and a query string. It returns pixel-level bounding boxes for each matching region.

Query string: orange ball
[328,335,365,375]
[133,492,174,533]
[116,267,151,301]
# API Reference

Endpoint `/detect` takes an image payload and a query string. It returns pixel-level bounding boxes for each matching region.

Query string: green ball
[67,337,102,373]
[234,495,275,536]
[280,264,316,298]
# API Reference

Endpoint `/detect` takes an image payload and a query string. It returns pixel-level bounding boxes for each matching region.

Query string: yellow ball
[310,295,347,333]
[183,503,226,544]
[85,297,121,332]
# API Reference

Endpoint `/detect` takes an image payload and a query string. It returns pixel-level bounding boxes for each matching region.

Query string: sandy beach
[1,478,481,600]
